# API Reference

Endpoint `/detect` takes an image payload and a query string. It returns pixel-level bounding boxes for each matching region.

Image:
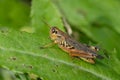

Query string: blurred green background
[0,0,30,29]
[0,0,120,80]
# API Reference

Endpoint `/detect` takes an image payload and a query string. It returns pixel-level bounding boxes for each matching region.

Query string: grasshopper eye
[51,28,57,34]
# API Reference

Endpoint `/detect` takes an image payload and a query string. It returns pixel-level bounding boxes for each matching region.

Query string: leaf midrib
[0,46,111,80]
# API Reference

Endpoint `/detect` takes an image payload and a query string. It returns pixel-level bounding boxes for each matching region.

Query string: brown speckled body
[50,27,103,64]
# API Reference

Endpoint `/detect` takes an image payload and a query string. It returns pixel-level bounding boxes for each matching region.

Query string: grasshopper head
[50,27,65,43]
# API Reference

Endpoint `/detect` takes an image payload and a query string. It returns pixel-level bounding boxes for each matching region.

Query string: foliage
[0,0,120,80]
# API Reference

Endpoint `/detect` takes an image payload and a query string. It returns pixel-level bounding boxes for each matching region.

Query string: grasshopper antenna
[41,19,51,28]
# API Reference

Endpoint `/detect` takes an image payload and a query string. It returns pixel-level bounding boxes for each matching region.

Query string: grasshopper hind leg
[80,57,95,64]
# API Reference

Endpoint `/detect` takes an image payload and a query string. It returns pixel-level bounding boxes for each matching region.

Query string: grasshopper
[42,21,104,64]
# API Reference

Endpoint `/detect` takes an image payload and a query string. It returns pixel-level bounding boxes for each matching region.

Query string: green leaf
[0,0,120,80]
[53,0,120,79]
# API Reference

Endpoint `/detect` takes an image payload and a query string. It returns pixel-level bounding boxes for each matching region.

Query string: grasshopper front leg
[40,42,55,49]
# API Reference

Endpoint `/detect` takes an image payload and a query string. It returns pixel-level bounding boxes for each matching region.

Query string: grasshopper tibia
[96,54,104,59]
